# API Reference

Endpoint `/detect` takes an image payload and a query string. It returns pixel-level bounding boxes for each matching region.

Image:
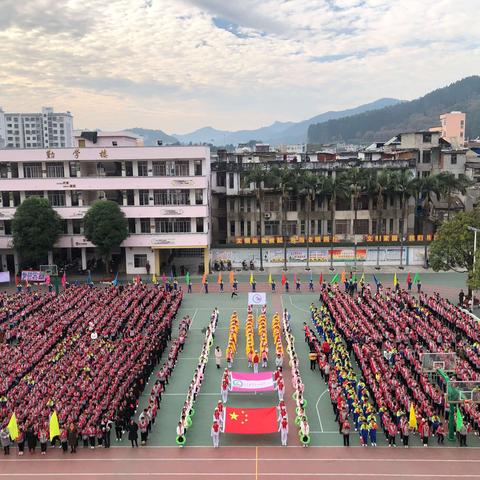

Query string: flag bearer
[279,417,288,446]
[211,421,220,448]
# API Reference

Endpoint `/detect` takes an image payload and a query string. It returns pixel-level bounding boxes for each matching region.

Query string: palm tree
[362,170,393,268]
[323,173,349,270]
[390,169,415,268]
[244,163,274,271]
[437,172,472,220]
[344,167,369,271]
[297,170,326,270]
[410,175,440,267]
[270,165,297,270]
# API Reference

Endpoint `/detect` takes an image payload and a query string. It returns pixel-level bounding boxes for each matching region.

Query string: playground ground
[4,272,480,479]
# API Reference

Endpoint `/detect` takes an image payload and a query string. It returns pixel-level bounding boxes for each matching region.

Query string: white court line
[288,295,310,313]
[2,474,480,479]
[315,388,329,432]
[3,457,480,463]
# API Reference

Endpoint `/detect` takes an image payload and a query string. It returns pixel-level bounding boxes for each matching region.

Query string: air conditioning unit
[264,212,271,219]
[98,191,106,200]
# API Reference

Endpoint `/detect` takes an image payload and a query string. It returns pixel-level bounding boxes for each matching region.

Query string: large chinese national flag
[223,406,278,434]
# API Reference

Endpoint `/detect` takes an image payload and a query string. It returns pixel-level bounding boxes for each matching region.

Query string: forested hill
[307,76,480,144]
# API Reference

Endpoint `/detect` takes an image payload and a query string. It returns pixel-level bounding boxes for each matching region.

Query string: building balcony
[0,175,208,191]
[0,204,209,220]
[0,232,210,250]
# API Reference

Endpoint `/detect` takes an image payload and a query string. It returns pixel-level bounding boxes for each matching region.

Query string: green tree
[83,200,129,273]
[344,167,369,269]
[270,165,298,270]
[12,196,63,268]
[429,209,480,293]
[391,169,416,267]
[297,170,326,270]
[244,164,275,270]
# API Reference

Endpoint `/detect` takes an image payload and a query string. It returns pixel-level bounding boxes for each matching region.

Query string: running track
[2,446,480,480]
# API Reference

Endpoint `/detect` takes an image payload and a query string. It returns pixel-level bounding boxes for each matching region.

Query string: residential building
[211,144,417,246]
[0,141,210,276]
[0,107,74,149]
[75,130,144,147]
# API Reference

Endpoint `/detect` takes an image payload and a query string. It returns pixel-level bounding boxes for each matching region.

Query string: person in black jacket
[128,420,138,448]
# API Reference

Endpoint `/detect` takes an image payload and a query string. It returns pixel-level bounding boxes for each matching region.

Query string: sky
[0,0,479,134]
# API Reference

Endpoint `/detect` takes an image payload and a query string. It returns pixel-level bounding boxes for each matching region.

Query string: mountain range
[128,76,480,147]
[129,97,401,146]
[308,76,480,144]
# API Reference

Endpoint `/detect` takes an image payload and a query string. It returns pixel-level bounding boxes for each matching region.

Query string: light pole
[467,225,479,307]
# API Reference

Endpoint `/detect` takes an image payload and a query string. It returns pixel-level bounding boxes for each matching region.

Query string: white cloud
[0,0,478,132]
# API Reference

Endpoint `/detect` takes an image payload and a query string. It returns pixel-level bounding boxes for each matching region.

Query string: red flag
[319,272,323,284]
[223,406,278,434]
[45,274,51,285]
[407,272,412,285]
[293,273,297,284]
[202,273,206,285]
[61,271,66,288]
[15,274,20,286]
[25,277,29,288]
[229,271,234,284]
[281,272,286,286]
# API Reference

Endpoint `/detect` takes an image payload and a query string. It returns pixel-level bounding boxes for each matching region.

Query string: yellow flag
[151,273,157,284]
[268,273,272,284]
[249,273,254,285]
[393,273,398,287]
[409,403,417,429]
[7,412,19,441]
[49,410,60,441]
[217,273,222,284]
[360,272,365,283]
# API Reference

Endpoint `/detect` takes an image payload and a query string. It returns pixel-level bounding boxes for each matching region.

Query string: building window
[399,219,404,236]
[48,191,66,207]
[247,221,251,236]
[128,218,136,234]
[389,218,394,233]
[422,133,432,143]
[335,220,349,235]
[140,218,151,233]
[175,161,189,176]
[451,154,457,165]
[229,173,234,189]
[24,162,43,178]
[153,189,189,205]
[265,199,278,212]
[216,171,226,187]
[72,219,82,234]
[4,220,12,235]
[155,218,191,233]
[25,191,42,198]
[69,161,79,177]
[194,160,202,176]
[195,189,203,205]
[152,161,166,176]
[71,191,80,206]
[230,221,235,237]
[229,199,235,212]
[353,219,369,235]
[134,254,148,268]
[287,197,297,212]
[286,221,297,235]
[264,221,280,236]
[112,141,118,146]
[46,162,65,178]
[300,220,306,235]
[422,151,431,163]
[138,161,148,176]
[139,190,150,205]
[196,217,204,233]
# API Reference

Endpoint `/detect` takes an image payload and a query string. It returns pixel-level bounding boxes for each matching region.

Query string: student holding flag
[218,273,224,292]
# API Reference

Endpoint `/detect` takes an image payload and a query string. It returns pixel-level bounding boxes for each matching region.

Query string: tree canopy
[429,209,480,290]
[12,196,63,268]
[83,200,129,272]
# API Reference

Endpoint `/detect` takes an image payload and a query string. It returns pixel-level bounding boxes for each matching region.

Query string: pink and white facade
[0,142,211,275]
